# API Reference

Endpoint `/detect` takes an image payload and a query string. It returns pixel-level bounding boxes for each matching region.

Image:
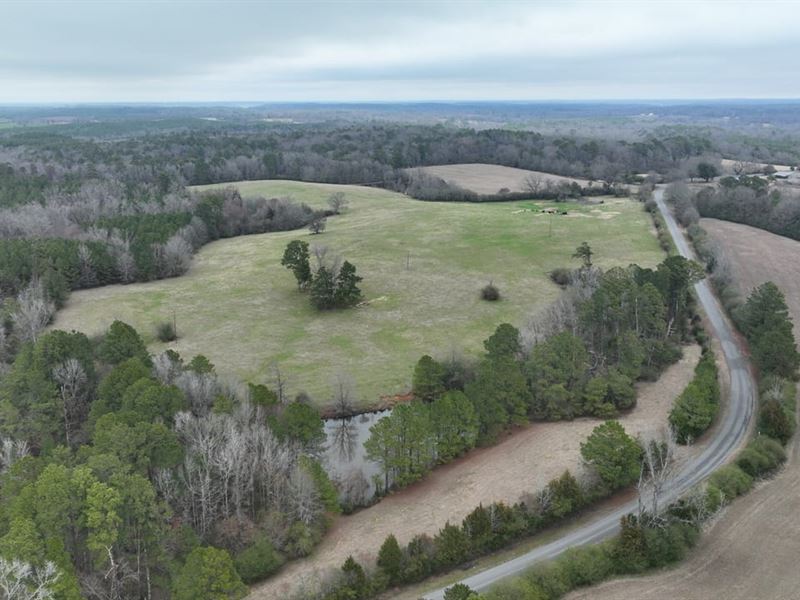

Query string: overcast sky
[2,0,799,103]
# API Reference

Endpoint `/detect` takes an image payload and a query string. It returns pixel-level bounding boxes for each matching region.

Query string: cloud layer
[1,0,798,102]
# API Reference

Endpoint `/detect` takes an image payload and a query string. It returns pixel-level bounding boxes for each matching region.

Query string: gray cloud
[1,0,798,101]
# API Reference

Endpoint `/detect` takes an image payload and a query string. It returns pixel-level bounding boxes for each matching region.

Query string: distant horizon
[2,1,799,103]
[2,98,800,108]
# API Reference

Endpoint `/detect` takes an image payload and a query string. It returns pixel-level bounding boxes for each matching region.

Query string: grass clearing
[53,180,661,410]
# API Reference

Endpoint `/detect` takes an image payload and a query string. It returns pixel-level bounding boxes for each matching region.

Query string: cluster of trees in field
[363,252,702,494]
[0,320,340,599]
[281,240,363,310]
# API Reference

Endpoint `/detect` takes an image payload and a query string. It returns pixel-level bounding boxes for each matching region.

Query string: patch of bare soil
[416,164,591,195]
[248,346,701,599]
[568,219,800,600]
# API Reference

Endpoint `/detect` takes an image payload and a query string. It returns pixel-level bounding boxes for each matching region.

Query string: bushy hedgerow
[669,350,719,443]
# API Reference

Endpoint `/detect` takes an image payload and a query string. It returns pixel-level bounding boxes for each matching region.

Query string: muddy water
[321,409,391,500]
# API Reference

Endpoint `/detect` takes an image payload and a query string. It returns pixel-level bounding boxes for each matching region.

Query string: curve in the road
[424,187,756,599]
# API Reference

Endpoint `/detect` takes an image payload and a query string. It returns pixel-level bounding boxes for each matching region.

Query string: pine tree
[340,555,368,599]
[377,534,404,585]
[281,240,311,289]
[334,260,362,307]
[310,266,336,310]
[412,355,445,402]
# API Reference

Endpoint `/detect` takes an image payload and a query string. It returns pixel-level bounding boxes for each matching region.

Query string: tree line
[0,123,716,204]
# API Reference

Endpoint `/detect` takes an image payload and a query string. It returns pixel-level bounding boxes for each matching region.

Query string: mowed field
[53,180,661,410]
[567,218,800,600]
[417,163,591,195]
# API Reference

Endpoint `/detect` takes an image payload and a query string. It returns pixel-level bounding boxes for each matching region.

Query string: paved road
[424,187,756,599]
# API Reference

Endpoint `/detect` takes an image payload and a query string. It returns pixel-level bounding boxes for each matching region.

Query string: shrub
[233,535,284,583]
[156,320,177,342]
[548,267,571,287]
[445,583,480,600]
[736,446,772,477]
[560,544,615,588]
[526,561,571,599]
[738,435,786,477]
[642,522,698,568]
[709,465,753,500]
[481,282,501,301]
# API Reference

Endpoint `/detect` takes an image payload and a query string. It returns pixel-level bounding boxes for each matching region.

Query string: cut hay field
[52,180,661,410]
[416,163,591,195]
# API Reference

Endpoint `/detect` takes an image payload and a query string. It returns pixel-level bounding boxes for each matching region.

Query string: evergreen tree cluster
[281,240,363,310]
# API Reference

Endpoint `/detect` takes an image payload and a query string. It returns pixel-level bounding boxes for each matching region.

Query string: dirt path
[567,219,800,600]
[249,345,701,599]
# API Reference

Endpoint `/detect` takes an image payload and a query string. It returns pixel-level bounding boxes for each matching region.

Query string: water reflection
[322,409,392,501]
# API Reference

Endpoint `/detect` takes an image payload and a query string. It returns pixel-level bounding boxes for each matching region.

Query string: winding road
[424,187,756,599]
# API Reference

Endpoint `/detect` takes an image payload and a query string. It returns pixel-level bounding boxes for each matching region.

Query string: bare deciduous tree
[637,428,680,526]
[523,175,542,195]
[77,243,98,287]
[152,351,182,385]
[161,235,193,278]
[308,217,327,235]
[269,363,289,405]
[13,279,54,343]
[108,233,137,283]
[0,558,60,600]
[168,404,300,537]
[327,192,348,214]
[53,359,88,447]
[0,437,30,474]
[175,371,219,417]
[289,464,321,526]
[330,372,356,416]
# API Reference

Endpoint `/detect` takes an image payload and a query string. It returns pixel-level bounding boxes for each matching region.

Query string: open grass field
[251,345,701,599]
[416,163,592,195]
[566,218,800,600]
[52,180,661,410]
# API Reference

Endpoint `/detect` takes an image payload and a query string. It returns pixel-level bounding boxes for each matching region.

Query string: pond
[321,409,391,504]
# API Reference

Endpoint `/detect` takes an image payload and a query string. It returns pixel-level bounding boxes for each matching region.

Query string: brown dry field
[568,218,800,600]
[249,345,701,599]
[416,163,591,195]
[720,158,792,174]
[702,219,800,338]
